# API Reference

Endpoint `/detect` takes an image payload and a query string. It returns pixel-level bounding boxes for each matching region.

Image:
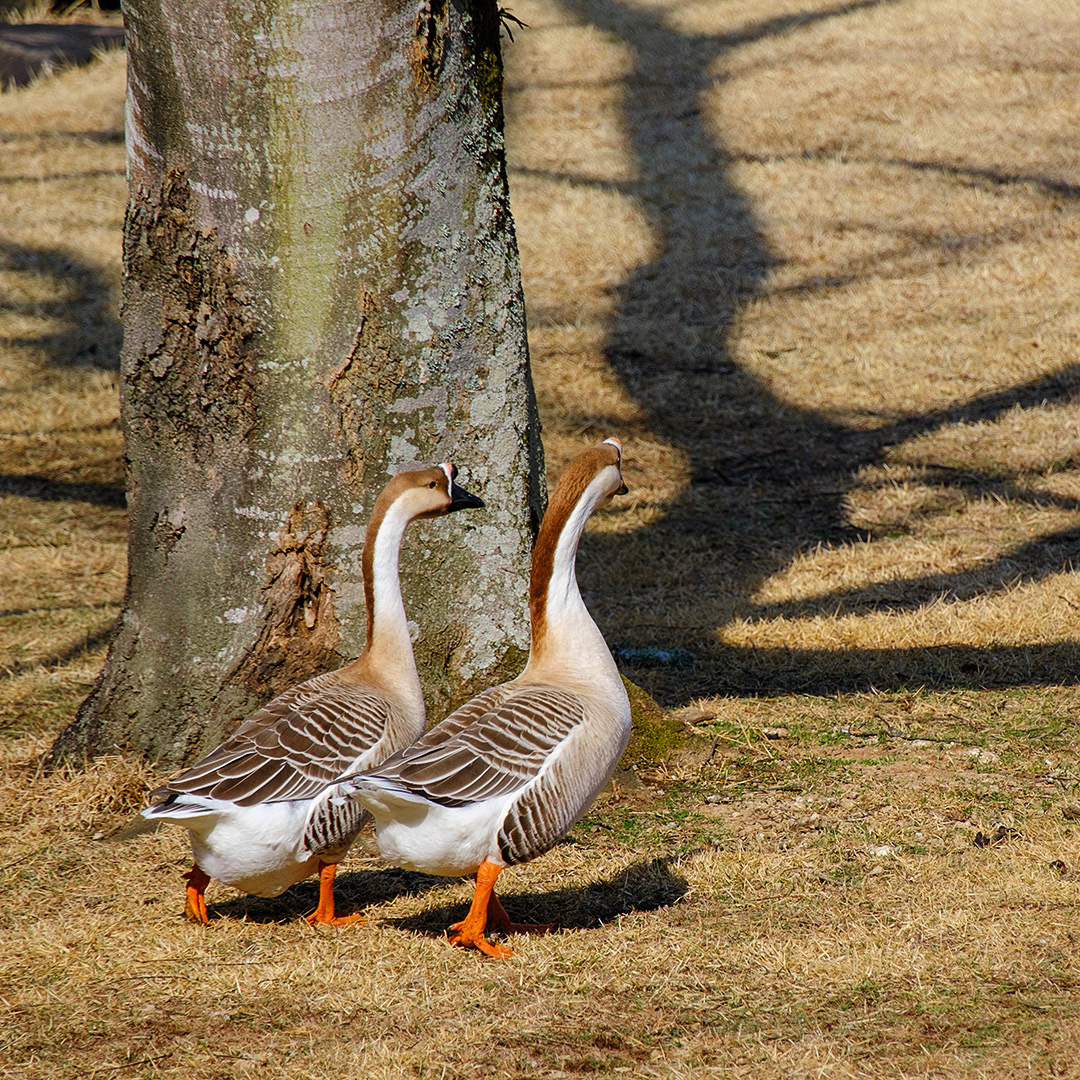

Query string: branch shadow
[0,130,125,146]
[753,524,1080,622]
[0,169,124,186]
[0,239,121,371]
[704,641,1080,697]
[0,474,125,507]
[0,619,118,680]
[529,0,1080,700]
[0,22,124,90]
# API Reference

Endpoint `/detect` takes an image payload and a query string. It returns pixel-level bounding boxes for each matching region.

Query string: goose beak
[449,484,485,513]
[615,481,628,496]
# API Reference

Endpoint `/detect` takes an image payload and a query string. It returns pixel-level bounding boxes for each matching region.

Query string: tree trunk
[49,0,544,769]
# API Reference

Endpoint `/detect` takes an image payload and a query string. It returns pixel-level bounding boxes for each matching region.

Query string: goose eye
[428,480,438,489]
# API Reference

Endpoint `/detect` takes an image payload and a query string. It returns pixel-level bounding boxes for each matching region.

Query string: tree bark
[50,0,544,768]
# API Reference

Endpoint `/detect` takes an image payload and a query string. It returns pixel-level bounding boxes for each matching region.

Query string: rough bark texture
[50,0,543,768]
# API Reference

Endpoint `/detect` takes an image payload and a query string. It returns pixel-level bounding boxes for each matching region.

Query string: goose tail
[99,812,165,843]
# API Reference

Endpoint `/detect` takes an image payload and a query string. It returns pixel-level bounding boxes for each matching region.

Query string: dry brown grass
[7,703,1080,1079]
[5,1,1080,1076]
[0,43,124,743]
[510,0,1080,701]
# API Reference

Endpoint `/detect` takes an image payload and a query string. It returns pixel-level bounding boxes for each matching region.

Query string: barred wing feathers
[148,671,399,809]
[372,685,582,808]
[364,684,618,866]
[303,789,368,860]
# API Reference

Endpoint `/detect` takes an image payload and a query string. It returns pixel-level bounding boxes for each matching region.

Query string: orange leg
[183,864,211,924]
[448,861,519,958]
[305,861,365,927]
[487,891,552,938]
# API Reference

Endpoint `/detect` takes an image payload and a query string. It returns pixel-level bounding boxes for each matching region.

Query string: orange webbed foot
[447,923,516,958]
[306,910,367,927]
[305,861,365,928]
[445,861,523,959]
[183,864,211,924]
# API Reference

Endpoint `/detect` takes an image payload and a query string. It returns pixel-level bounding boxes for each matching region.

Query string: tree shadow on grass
[385,855,688,941]
[0,22,124,90]
[1,618,117,680]
[702,641,1080,699]
[534,0,1080,702]
[0,239,121,371]
[0,474,124,507]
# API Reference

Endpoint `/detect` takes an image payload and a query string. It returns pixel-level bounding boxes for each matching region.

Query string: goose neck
[528,471,616,675]
[361,498,417,671]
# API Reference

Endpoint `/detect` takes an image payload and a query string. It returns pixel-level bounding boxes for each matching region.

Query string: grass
[4,0,1080,1076]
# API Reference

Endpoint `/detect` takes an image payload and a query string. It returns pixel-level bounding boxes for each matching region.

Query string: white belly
[361,789,508,877]
[173,800,322,898]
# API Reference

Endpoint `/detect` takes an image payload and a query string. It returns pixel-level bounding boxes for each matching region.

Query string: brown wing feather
[371,684,584,807]
[150,671,399,807]
[497,738,607,866]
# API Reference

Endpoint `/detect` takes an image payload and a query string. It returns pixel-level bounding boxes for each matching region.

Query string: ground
[3,0,1080,1077]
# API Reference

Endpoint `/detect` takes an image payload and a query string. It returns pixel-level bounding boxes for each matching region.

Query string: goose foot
[183,864,211,924]
[305,861,366,927]
[447,860,516,958]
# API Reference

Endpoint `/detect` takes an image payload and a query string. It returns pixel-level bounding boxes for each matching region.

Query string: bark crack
[228,501,342,703]
[410,0,448,92]
[328,294,411,489]
[124,169,258,464]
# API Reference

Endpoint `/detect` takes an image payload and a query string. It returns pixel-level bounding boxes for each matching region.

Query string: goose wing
[368,684,585,808]
[148,672,399,809]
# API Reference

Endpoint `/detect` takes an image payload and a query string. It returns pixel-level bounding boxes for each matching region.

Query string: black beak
[449,484,485,512]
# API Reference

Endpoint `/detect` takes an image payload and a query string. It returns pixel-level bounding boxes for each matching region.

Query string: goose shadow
[383,855,688,940]
[523,0,1080,702]
[206,863,455,924]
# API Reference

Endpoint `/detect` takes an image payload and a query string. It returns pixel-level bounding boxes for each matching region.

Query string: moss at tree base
[619,673,691,766]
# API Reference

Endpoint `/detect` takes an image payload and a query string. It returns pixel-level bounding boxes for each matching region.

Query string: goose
[334,439,631,957]
[131,464,483,926]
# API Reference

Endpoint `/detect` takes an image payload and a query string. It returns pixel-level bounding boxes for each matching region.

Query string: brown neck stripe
[529,443,621,652]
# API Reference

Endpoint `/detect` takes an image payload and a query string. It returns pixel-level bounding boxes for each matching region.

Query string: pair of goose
[134,440,632,957]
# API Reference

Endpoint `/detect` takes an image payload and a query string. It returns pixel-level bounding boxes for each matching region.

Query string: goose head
[377,463,484,523]
[358,463,484,672]
[594,436,629,506]
[542,438,628,531]
[528,438,628,650]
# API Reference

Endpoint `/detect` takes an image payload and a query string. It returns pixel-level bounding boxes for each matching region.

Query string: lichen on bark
[50,0,544,770]
[123,169,258,463]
